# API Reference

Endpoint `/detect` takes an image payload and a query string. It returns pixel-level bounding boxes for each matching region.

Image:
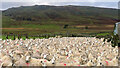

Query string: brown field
[1,24,114,35]
[74,25,114,30]
[0,28,24,30]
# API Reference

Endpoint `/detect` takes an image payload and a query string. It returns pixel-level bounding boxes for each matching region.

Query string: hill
[2,5,118,35]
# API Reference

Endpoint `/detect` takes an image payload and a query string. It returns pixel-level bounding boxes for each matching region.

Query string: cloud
[33,2,51,5]
[0,0,118,10]
[87,0,96,3]
[1,0,120,2]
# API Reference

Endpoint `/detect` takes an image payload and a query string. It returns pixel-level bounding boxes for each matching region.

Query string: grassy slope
[2,5,118,35]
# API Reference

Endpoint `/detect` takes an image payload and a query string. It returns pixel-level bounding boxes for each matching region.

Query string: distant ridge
[2,5,118,26]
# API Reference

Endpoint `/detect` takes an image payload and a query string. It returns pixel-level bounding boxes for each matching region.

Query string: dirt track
[0,28,24,30]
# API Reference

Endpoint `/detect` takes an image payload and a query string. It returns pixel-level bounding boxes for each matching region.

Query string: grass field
[1,5,117,39]
[2,15,114,39]
[2,16,114,35]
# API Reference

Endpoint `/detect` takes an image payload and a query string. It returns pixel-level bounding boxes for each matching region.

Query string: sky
[0,0,120,10]
[1,0,120,2]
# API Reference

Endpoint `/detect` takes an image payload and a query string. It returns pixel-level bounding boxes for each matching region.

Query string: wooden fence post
[25,34,28,39]
[13,35,15,40]
[6,34,8,39]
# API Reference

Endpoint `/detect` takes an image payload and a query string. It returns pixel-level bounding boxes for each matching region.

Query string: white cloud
[96,6,117,9]
[87,0,96,3]
[33,2,51,5]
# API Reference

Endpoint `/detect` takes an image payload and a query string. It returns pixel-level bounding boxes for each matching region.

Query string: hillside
[2,5,118,35]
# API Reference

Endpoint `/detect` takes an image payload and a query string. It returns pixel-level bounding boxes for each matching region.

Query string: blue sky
[0,0,119,10]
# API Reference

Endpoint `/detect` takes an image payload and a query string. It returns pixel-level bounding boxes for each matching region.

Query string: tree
[6,34,8,39]
[89,19,94,25]
[13,35,15,40]
[64,24,69,29]
[85,26,88,29]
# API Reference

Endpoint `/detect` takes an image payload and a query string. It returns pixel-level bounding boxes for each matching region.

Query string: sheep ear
[116,56,118,59]
[91,60,92,62]
[21,54,23,57]
[1,62,4,67]
[40,61,43,63]
[29,56,31,59]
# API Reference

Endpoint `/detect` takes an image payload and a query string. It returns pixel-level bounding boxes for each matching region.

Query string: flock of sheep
[0,37,118,67]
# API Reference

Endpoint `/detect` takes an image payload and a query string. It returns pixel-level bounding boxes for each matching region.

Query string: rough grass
[97,33,110,36]
[1,35,45,40]
[2,17,114,35]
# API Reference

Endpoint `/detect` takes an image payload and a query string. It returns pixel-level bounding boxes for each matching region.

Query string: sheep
[0,37,118,66]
